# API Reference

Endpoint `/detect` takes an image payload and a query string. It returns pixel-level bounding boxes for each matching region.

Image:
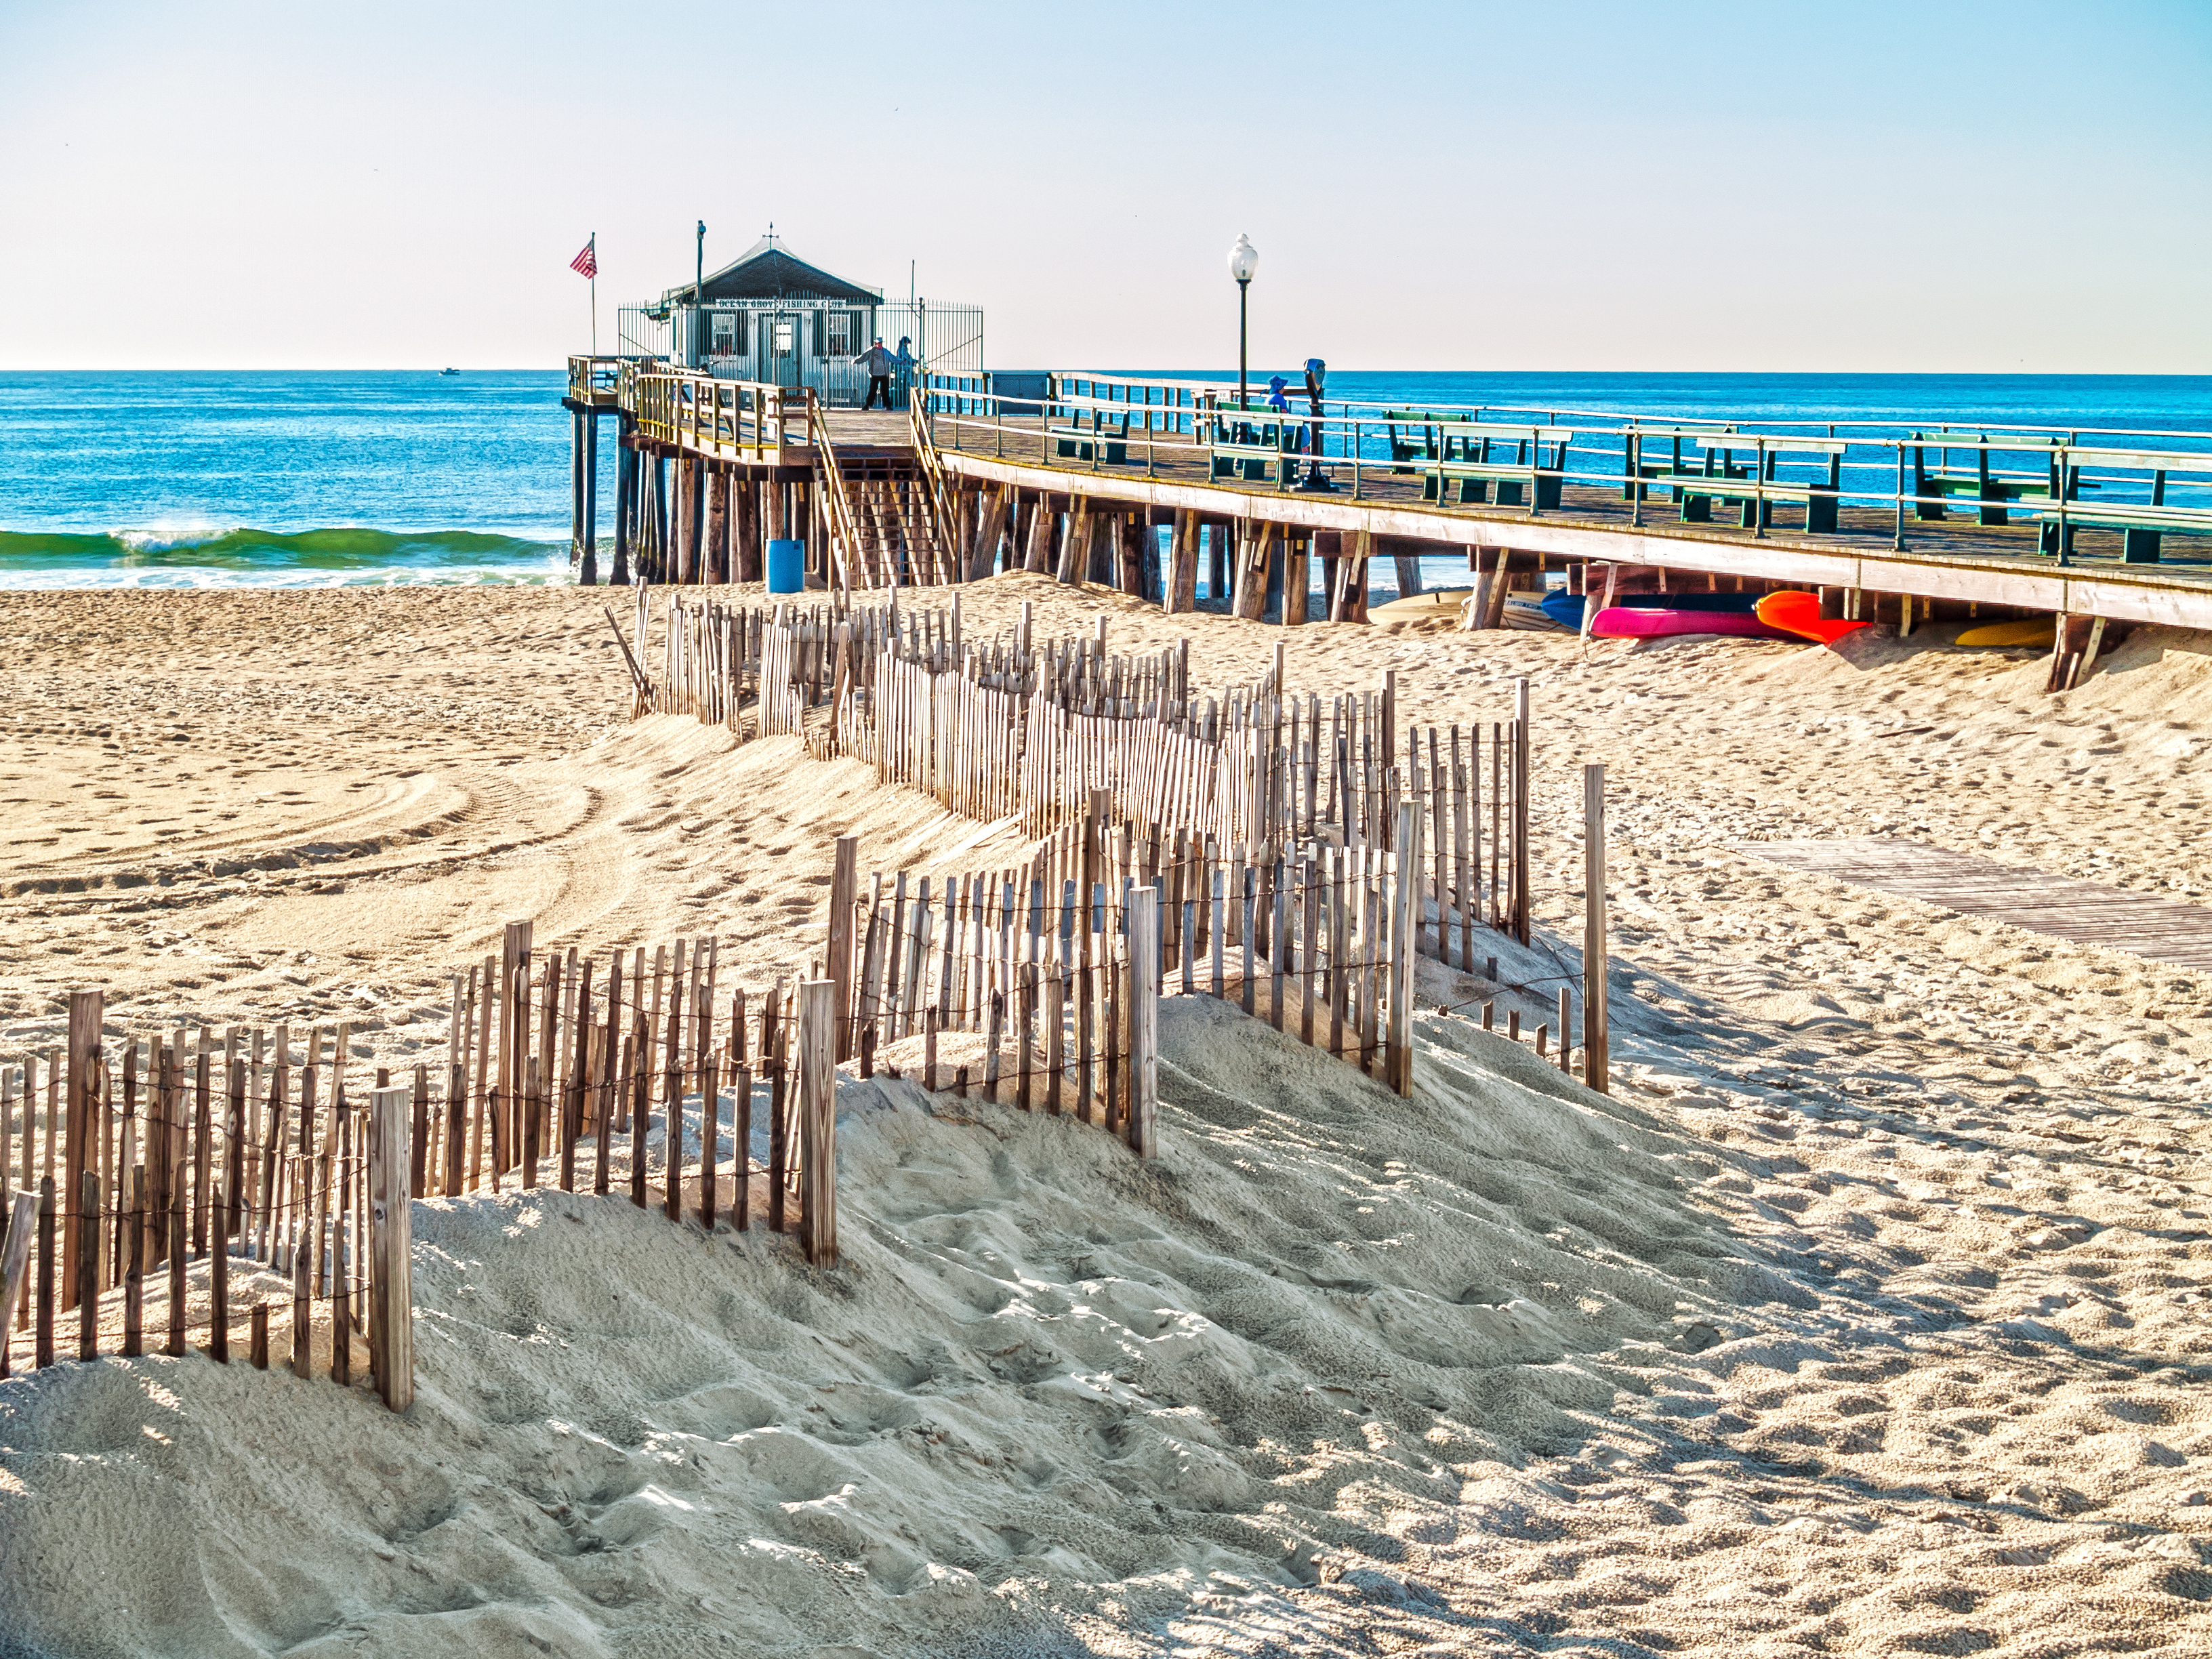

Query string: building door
[768,311,802,392]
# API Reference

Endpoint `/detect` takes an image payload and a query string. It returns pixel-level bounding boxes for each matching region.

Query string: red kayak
[1590,607,1797,640]
[1755,590,1868,644]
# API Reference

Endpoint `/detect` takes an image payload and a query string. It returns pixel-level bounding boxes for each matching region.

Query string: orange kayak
[1755,590,1868,644]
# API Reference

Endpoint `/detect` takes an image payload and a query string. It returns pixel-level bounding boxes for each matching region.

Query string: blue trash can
[766,538,806,594]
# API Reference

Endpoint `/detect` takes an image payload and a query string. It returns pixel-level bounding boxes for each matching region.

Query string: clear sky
[3,0,2207,373]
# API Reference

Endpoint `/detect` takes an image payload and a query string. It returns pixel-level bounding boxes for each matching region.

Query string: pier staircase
[807,403,961,588]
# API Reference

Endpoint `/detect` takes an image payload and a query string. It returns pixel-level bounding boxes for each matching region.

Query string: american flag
[569,238,596,279]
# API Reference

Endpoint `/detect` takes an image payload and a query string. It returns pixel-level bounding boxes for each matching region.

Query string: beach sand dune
[1,580,2209,1656]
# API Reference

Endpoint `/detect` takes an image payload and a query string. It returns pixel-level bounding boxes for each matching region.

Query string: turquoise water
[3,369,2206,590]
[0,371,573,588]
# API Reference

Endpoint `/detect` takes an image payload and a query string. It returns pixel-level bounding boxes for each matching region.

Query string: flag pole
[590,233,598,357]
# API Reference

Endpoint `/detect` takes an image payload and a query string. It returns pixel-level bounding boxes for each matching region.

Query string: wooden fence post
[291,1166,312,1378]
[1511,678,1531,945]
[121,1169,142,1358]
[1583,762,1610,1095]
[828,836,859,1061]
[1127,888,1159,1158]
[1389,800,1420,1097]
[367,1083,413,1412]
[61,990,100,1313]
[0,1189,35,1375]
[77,1168,98,1360]
[796,981,836,1267]
[35,1178,54,1370]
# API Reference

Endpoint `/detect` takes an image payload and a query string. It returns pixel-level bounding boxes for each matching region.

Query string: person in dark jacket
[856,337,896,409]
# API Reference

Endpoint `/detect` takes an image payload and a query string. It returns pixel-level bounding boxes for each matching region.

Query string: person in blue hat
[1266,374,1304,455]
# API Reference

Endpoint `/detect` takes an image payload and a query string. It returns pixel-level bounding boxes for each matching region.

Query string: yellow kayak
[1957,617,2054,648]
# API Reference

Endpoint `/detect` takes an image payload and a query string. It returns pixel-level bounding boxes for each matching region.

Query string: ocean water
[3,369,2206,590]
[0,371,573,588]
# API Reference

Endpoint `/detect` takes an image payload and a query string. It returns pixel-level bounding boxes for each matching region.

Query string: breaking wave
[0,525,572,588]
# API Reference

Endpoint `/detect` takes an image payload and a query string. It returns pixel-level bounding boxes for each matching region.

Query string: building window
[774,319,794,356]
[710,311,745,356]
[824,310,857,357]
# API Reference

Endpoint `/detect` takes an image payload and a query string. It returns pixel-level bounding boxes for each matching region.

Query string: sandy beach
[3,577,2210,1656]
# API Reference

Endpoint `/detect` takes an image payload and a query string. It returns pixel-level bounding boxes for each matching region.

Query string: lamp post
[1228,233,1258,413]
[694,220,707,367]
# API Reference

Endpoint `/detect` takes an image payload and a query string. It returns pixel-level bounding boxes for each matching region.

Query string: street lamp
[1228,233,1258,411]
[695,220,708,366]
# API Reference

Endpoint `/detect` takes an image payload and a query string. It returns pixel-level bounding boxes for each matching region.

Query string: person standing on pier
[1267,374,1304,453]
[857,337,897,409]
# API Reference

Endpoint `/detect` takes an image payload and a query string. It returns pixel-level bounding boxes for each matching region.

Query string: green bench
[1050,399,1133,465]
[2033,447,2212,563]
[1415,424,1573,510]
[1208,408,1311,484]
[1671,436,1847,533]
[1384,409,1489,472]
[1051,427,1128,465]
[1620,426,1735,501]
[1911,433,2076,525]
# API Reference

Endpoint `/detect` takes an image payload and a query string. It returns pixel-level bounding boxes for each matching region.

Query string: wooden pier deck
[567,356,2212,632]
[1744,838,2212,970]
[921,411,2212,630]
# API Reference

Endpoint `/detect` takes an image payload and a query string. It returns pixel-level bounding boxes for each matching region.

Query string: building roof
[665,235,882,306]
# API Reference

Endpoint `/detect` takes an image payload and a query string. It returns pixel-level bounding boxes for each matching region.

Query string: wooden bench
[2033,448,2212,563]
[1416,424,1573,510]
[1671,436,1847,533]
[1911,433,2073,525]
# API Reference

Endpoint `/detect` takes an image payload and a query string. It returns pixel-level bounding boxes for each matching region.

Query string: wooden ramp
[1741,838,2212,971]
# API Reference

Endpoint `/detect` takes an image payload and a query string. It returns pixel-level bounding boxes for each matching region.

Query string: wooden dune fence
[827,780,1425,1118]
[634,594,1612,1082]
[0,935,842,1410]
[0,995,415,1407]
[635,595,1542,956]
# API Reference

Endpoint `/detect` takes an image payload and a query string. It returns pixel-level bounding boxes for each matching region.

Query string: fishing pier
[566,357,2212,674]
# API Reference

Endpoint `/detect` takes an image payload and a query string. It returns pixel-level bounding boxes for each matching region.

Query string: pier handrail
[804,394,867,592]
[1049,369,2212,449]
[903,375,2212,562]
[907,395,960,564]
[631,367,804,462]
[567,354,633,405]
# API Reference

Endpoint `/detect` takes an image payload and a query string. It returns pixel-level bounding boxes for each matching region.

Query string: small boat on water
[439,367,461,376]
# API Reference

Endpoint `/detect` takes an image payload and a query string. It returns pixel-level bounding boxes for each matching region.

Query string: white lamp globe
[1228,233,1258,284]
